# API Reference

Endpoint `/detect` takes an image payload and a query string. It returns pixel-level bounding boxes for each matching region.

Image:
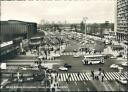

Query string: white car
[110,56,117,59]
[20,67,27,70]
[121,62,128,66]
[53,54,60,57]
[118,66,123,70]
[58,66,68,71]
[73,54,80,58]
[110,64,119,69]
[117,77,127,84]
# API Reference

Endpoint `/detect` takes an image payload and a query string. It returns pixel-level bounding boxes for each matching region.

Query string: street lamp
[83,17,88,40]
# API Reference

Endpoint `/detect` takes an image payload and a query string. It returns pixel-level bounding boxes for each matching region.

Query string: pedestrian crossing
[54,72,128,82]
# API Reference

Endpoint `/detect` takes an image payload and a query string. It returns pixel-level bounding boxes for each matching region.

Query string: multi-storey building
[0,20,37,61]
[116,0,128,41]
[0,20,37,43]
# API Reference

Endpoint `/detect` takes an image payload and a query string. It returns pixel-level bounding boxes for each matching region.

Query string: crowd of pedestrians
[91,68,105,82]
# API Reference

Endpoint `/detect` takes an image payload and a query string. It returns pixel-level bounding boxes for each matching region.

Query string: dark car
[64,63,72,68]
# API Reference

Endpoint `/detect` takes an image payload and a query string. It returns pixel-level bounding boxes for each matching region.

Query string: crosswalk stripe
[115,72,121,78]
[72,73,77,81]
[65,73,68,81]
[68,73,72,81]
[107,72,114,80]
[121,73,127,79]
[108,72,114,80]
[86,73,91,80]
[83,73,89,80]
[74,73,79,81]
[80,73,84,80]
[58,74,61,81]
[123,72,128,79]
[70,73,74,81]
[112,72,119,79]
[79,74,83,81]
[110,72,116,80]
[105,72,111,80]
[63,73,66,81]
[61,73,64,81]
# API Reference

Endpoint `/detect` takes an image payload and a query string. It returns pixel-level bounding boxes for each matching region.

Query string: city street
[1,33,128,92]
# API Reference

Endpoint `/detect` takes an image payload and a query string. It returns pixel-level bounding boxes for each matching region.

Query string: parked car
[58,66,68,71]
[117,77,127,85]
[64,63,72,68]
[110,64,119,69]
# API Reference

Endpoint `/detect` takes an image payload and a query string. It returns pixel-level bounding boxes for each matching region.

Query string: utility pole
[83,17,88,40]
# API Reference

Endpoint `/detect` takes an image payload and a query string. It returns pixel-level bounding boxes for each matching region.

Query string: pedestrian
[68,74,71,78]
[102,75,104,82]
[59,75,61,79]
[77,72,80,77]
[66,78,68,84]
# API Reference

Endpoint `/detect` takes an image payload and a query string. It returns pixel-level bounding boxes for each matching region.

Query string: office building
[116,0,128,41]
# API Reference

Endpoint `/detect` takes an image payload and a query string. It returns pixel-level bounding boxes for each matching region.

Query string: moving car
[52,53,60,57]
[58,66,68,71]
[64,63,72,68]
[110,64,119,69]
[73,54,80,58]
[20,67,27,70]
[117,77,127,84]
[73,49,78,52]
[110,56,117,59]
[121,62,128,67]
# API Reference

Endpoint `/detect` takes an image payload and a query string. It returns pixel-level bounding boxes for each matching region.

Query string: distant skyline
[1,0,115,24]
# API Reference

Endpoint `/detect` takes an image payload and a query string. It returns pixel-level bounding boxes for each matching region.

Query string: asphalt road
[1,35,128,92]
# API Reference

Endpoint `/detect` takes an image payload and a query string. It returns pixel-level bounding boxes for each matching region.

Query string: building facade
[116,0,128,41]
[0,20,37,43]
[0,20,37,61]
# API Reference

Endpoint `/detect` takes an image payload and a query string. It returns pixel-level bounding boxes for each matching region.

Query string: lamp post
[83,17,88,40]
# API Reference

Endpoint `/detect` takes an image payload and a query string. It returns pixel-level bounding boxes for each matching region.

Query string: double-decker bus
[82,54,105,65]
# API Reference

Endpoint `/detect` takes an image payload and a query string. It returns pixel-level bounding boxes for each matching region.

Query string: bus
[82,54,105,65]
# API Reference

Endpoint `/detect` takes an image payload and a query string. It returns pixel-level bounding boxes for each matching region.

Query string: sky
[1,0,115,24]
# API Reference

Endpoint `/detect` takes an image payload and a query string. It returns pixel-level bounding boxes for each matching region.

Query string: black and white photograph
[0,0,128,92]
